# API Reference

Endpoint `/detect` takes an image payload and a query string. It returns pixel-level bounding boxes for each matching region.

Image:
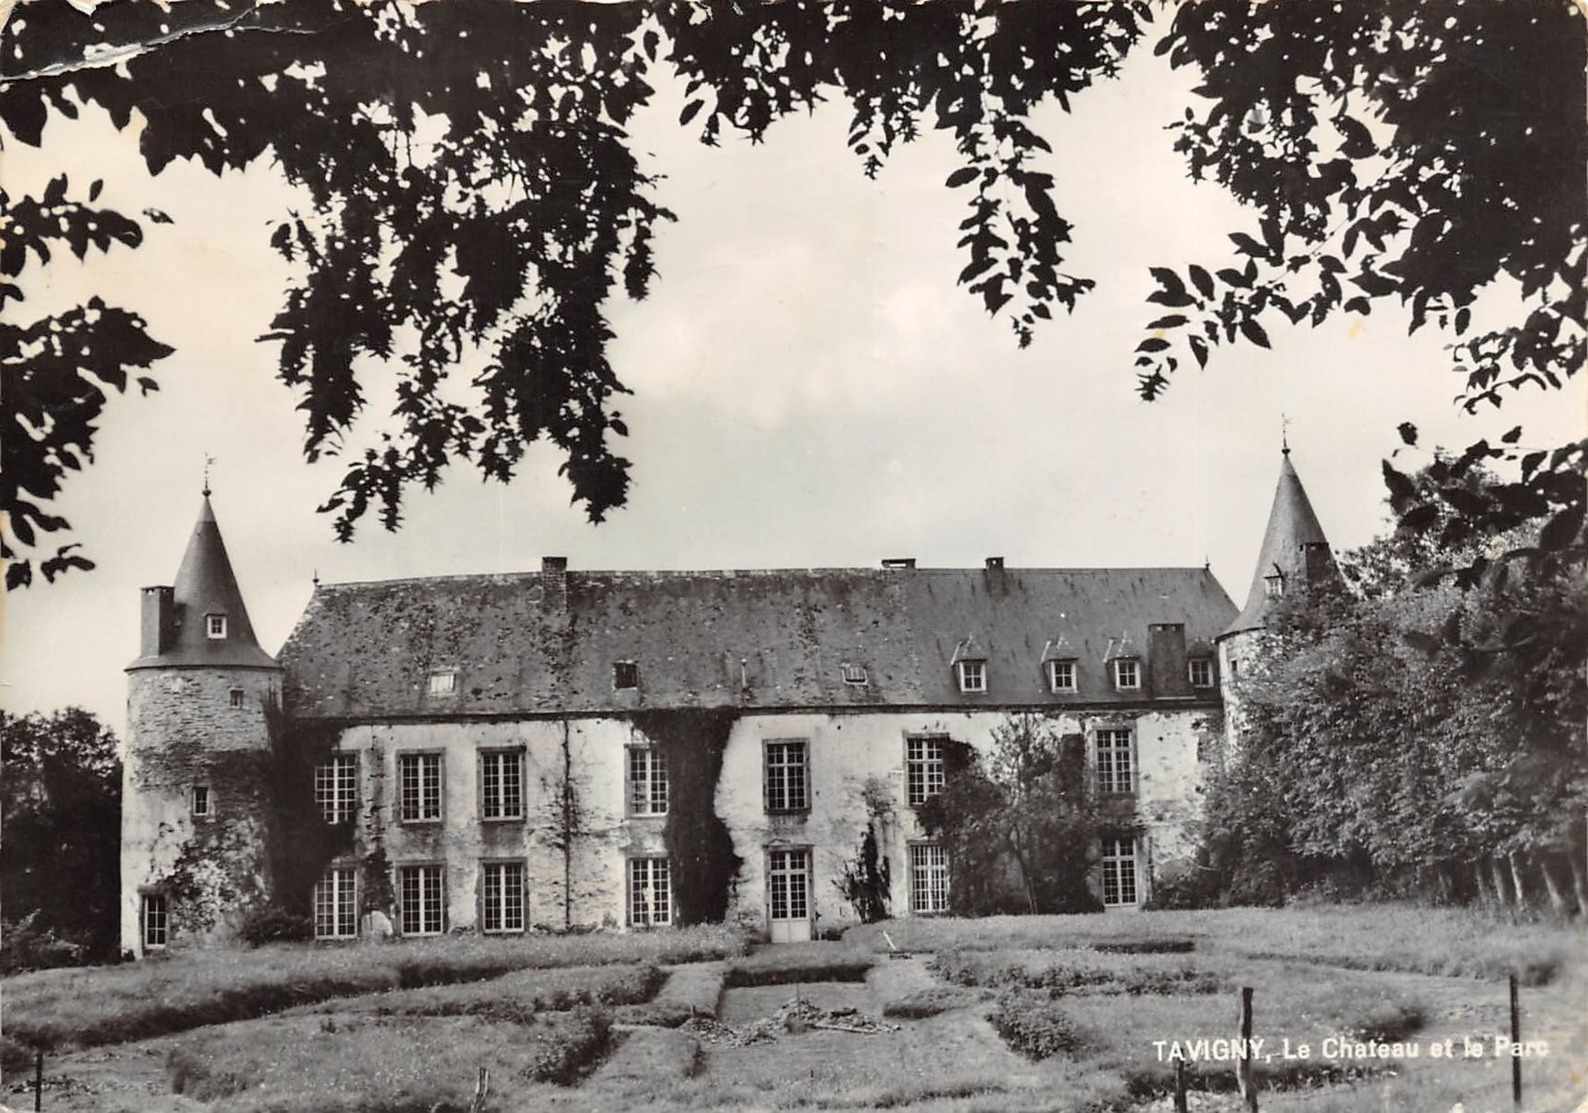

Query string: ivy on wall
[261,697,354,916]
[630,708,743,926]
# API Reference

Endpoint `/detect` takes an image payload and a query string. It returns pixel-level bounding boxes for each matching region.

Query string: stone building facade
[121,454,1331,955]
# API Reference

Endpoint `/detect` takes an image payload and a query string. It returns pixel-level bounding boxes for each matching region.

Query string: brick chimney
[140,585,176,657]
[540,556,569,611]
[1147,623,1191,699]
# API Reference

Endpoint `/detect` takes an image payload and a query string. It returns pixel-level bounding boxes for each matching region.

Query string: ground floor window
[480,861,526,933]
[909,843,950,914]
[141,893,168,949]
[398,864,445,935]
[628,856,671,927]
[1101,836,1139,907]
[314,866,358,939]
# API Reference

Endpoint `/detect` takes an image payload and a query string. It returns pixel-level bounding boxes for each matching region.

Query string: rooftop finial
[1280,413,1292,456]
[202,454,216,497]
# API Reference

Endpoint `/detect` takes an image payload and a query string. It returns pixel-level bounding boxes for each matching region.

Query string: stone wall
[121,667,281,955]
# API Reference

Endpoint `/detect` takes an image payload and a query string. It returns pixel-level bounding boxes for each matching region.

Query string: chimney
[1301,541,1334,588]
[1147,623,1191,699]
[985,557,1004,570]
[881,558,916,570]
[140,585,176,657]
[541,556,568,611]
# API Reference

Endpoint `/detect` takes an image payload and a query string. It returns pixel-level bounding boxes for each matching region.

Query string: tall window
[314,866,358,939]
[956,660,987,693]
[764,740,809,813]
[479,750,524,821]
[1095,729,1135,795]
[906,735,945,806]
[398,865,445,935]
[315,754,358,825]
[141,893,169,949]
[1101,836,1139,907]
[190,784,212,818]
[1112,658,1141,692]
[398,753,443,822]
[628,857,672,927]
[909,843,950,914]
[1188,658,1214,689]
[1047,659,1077,693]
[480,861,525,933]
[628,747,669,816]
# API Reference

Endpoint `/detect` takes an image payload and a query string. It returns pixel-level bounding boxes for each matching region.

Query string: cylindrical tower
[122,494,283,956]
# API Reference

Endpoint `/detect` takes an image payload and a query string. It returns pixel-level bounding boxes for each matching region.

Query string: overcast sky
[4,26,1581,740]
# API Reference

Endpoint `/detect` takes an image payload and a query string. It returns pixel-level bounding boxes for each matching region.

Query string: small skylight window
[613,661,639,690]
[428,669,458,697]
[841,664,868,686]
[206,614,228,639]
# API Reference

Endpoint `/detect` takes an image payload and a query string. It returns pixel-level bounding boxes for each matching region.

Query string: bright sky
[3,28,1580,740]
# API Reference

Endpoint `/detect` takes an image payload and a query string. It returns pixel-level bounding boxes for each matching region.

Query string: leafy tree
[1,177,169,588]
[0,708,123,965]
[1204,477,1588,912]
[917,716,1103,915]
[1136,0,1585,568]
[1,0,1578,580]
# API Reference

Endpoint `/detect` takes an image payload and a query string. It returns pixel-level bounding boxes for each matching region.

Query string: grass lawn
[9,907,1583,1113]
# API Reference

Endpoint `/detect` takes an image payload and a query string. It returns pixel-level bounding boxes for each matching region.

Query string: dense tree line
[1186,463,1587,914]
[1,709,123,967]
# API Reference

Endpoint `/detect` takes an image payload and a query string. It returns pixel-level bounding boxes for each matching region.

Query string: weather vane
[203,454,216,497]
[1280,414,1292,455]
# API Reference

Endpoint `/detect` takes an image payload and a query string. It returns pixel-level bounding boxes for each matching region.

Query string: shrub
[882,987,981,1019]
[0,913,87,974]
[987,991,1082,1059]
[1091,937,1195,955]
[238,905,314,946]
[523,1006,613,1085]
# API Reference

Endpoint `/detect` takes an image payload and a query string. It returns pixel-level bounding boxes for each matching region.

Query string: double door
[767,848,812,943]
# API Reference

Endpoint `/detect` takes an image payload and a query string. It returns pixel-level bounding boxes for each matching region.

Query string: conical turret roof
[1220,452,1332,639]
[128,496,280,670]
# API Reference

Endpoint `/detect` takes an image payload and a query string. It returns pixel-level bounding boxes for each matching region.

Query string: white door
[768,848,813,943]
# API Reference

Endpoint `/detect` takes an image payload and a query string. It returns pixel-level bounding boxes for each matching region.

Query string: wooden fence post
[1510,974,1522,1112]
[1237,986,1258,1113]
[1174,1057,1188,1113]
[34,1048,43,1112]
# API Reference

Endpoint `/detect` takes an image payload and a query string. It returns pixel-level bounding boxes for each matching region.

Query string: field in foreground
[3,905,1583,1113]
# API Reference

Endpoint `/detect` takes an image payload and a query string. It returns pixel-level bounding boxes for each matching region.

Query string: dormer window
[841,664,868,687]
[428,669,457,697]
[1188,658,1215,689]
[1263,568,1286,598]
[1112,657,1141,692]
[1047,659,1077,694]
[613,661,639,690]
[956,660,987,694]
[206,614,228,639]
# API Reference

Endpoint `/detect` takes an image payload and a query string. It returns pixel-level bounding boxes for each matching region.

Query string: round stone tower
[122,493,283,956]
[1215,448,1335,751]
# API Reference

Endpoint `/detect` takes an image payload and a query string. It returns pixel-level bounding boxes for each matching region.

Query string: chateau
[121,452,1333,955]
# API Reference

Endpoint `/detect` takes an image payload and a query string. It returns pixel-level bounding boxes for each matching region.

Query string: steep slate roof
[279,565,1236,719]
[128,496,279,671]
[1221,452,1332,639]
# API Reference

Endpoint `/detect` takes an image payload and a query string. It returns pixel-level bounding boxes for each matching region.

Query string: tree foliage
[917,716,1103,915]
[0,708,123,966]
[1204,472,1588,911]
[1136,0,1585,565]
[1,176,169,588]
[1,0,1579,583]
